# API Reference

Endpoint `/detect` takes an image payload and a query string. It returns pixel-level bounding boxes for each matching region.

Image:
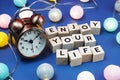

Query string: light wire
[83,0,98,9]
[8,43,18,76]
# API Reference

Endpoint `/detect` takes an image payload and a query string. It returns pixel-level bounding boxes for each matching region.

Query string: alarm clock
[9,9,47,59]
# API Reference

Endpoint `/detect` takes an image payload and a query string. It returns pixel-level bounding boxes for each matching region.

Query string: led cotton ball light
[77,71,95,80]
[0,32,8,47]
[36,63,54,80]
[19,7,33,19]
[116,31,120,45]
[48,8,62,22]
[103,17,118,32]
[115,0,120,13]
[13,0,27,7]
[104,65,120,80]
[49,0,57,2]
[70,5,84,20]
[0,14,11,29]
[0,63,9,80]
[80,0,90,3]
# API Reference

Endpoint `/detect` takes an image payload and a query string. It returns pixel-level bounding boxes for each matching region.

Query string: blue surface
[0,0,120,80]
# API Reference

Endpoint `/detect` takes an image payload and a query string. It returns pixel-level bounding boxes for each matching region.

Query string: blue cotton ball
[0,63,9,80]
[13,0,27,7]
[103,17,118,32]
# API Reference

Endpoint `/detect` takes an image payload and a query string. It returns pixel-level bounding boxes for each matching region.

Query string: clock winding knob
[31,14,45,27]
[9,19,24,34]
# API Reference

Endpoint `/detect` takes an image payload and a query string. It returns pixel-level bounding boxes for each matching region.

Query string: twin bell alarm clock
[9,9,47,59]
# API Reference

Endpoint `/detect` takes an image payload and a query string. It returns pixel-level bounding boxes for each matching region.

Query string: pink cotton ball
[70,5,84,20]
[104,64,120,80]
[0,14,12,29]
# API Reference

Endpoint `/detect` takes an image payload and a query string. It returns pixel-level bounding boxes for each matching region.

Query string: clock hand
[33,33,40,41]
[31,44,34,53]
[21,39,29,42]
[24,40,29,42]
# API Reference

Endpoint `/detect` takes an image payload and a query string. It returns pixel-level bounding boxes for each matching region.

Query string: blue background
[0,0,120,80]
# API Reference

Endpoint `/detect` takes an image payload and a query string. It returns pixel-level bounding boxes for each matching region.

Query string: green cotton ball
[0,63,9,80]
[103,17,118,32]
[13,0,27,7]
[116,31,120,45]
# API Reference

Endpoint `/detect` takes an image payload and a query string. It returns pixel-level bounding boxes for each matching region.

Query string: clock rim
[17,27,47,59]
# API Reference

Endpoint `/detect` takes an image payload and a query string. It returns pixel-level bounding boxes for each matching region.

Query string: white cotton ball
[19,7,33,19]
[48,8,62,22]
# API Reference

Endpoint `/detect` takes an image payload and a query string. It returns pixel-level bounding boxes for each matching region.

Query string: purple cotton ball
[104,64,120,80]
[0,14,11,29]
[70,5,84,20]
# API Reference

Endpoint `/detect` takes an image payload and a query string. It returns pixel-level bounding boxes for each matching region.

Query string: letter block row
[49,34,96,53]
[56,45,105,67]
[45,21,101,39]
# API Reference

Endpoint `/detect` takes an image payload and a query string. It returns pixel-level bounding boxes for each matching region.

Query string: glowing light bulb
[104,65,120,80]
[19,7,33,19]
[70,5,84,20]
[48,8,62,22]
[103,17,118,32]
[13,0,27,7]
[36,63,54,80]
[0,14,11,29]
[0,63,9,80]
[77,71,95,80]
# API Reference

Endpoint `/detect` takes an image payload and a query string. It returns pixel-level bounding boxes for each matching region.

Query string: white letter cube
[90,21,101,35]
[45,26,58,38]
[49,36,62,53]
[68,49,82,67]
[72,34,84,49]
[61,36,74,50]
[79,23,91,35]
[56,49,68,65]
[91,45,105,62]
[83,34,96,47]
[67,23,80,35]
[58,26,69,37]
[78,46,92,62]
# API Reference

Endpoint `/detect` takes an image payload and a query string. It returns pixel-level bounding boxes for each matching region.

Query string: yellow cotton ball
[0,32,8,47]
[49,0,57,3]
[8,33,16,45]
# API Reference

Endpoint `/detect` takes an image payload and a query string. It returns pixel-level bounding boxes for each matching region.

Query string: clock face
[17,28,46,58]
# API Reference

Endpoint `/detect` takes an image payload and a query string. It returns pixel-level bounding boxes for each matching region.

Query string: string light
[115,0,120,13]
[104,65,120,80]
[0,14,11,29]
[70,5,84,20]
[77,71,95,80]
[0,63,9,80]
[0,32,18,80]
[80,0,90,3]
[0,32,8,47]
[103,17,118,32]
[36,63,54,80]
[48,7,62,22]
[116,31,120,45]
[13,0,27,7]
